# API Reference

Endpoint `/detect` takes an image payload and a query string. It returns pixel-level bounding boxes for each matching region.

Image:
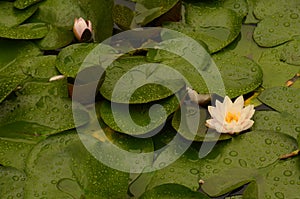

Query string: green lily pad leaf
[213,51,263,98]
[145,148,201,191]
[172,103,232,141]
[14,0,44,9]
[0,23,48,40]
[100,56,185,103]
[56,43,98,78]
[99,95,179,135]
[258,87,300,118]
[252,111,300,140]
[0,80,89,134]
[200,131,298,180]
[24,131,83,198]
[0,1,38,27]
[202,157,300,198]
[257,42,300,89]
[227,24,266,63]
[76,108,154,174]
[182,4,242,53]
[253,8,300,47]
[199,131,299,198]
[113,4,134,30]
[78,0,114,42]
[188,0,248,18]
[25,131,130,198]
[0,55,59,102]
[139,184,210,199]
[244,0,259,24]
[253,0,299,20]
[0,75,26,103]
[0,137,36,170]
[35,25,74,50]
[0,166,26,198]
[133,0,179,26]
[0,39,42,69]
[31,0,86,29]
[279,37,300,66]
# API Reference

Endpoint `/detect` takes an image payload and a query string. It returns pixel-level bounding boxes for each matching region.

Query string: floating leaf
[100,56,185,103]
[253,0,299,20]
[25,131,129,198]
[0,80,89,134]
[0,39,42,69]
[213,51,263,98]
[0,166,26,198]
[99,95,179,135]
[31,0,86,29]
[0,23,48,40]
[253,7,300,47]
[133,0,179,26]
[35,25,74,50]
[252,111,300,140]
[257,42,300,89]
[14,0,44,9]
[56,43,98,78]
[172,103,232,141]
[179,4,242,53]
[227,24,266,63]
[77,0,114,42]
[113,4,134,30]
[0,1,38,27]
[139,184,210,199]
[199,131,299,198]
[258,87,300,118]
[145,148,201,191]
[244,0,259,24]
[0,137,36,170]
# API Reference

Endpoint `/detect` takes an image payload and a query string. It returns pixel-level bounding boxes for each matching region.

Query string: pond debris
[286,73,300,87]
[206,96,255,134]
[279,149,300,160]
[49,75,65,82]
[73,17,93,42]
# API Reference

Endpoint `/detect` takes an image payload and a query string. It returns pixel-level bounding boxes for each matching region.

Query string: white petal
[233,95,244,109]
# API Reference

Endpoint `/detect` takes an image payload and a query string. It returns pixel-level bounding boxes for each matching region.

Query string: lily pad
[139,184,210,199]
[244,0,259,24]
[113,4,134,30]
[99,95,179,135]
[31,0,86,29]
[252,111,300,140]
[0,39,42,69]
[212,51,263,98]
[172,103,232,141]
[258,87,300,118]
[253,0,299,20]
[0,137,36,170]
[253,7,300,47]
[227,24,266,63]
[184,4,242,53]
[133,0,179,26]
[199,131,299,198]
[0,166,27,198]
[14,0,44,9]
[78,0,114,42]
[0,1,38,27]
[0,23,48,40]
[35,25,74,50]
[0,80,89,134]
[25,131,129,198]
[100,56,185,103]
[56,43,98,78]
[257,42,300,89]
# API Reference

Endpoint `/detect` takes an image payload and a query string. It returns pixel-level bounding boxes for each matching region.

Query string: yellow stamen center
[225,112,240,123]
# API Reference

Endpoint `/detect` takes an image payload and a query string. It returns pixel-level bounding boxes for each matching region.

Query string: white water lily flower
[73,17,93,42]
[206,95,255,134]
